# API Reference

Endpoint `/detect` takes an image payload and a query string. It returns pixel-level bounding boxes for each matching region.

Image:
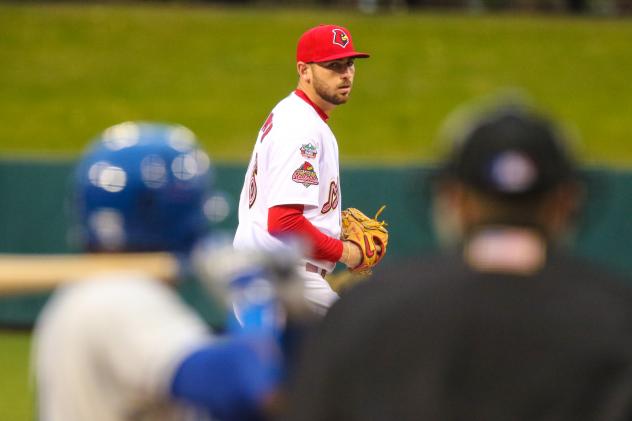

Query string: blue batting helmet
[72,121,213,253]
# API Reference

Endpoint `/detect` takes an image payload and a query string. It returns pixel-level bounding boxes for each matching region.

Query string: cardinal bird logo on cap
[332,29,349,48]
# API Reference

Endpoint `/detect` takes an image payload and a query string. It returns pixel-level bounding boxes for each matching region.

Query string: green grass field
[1,3,632,420]
[1,3,632,164]
[0,331,32,420]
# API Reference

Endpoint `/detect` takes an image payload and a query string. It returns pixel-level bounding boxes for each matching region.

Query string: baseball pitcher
[233,24,388,314]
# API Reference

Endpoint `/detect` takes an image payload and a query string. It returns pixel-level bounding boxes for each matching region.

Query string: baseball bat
[0,252,180,295]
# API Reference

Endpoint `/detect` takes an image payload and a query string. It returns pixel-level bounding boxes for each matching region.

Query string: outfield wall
[1,159,631,327]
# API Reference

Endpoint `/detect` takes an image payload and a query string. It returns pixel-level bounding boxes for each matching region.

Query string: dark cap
[442,105,577,199]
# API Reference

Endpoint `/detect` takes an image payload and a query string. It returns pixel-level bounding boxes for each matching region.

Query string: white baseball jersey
[34,273,212,421]
[234,90,342,276]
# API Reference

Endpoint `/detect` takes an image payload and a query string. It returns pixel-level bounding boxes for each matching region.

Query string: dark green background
[1,160,631,326]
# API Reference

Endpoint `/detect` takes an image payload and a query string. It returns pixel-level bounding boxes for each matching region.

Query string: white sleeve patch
[266,131,321,208]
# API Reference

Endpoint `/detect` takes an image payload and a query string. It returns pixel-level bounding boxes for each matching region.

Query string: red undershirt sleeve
[268,204,343,262]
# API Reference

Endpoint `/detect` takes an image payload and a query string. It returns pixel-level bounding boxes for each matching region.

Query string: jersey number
[321,181,339,214]
[260,113,273,143]
[248,154,258,208]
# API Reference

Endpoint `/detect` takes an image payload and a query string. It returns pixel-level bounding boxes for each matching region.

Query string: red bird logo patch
[292,161,319,188]
[332,29,349,48]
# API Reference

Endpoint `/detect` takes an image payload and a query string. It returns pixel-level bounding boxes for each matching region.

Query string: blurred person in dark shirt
[281,100,632,421]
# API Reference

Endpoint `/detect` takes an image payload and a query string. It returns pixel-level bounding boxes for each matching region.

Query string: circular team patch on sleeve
[300,143,318,159]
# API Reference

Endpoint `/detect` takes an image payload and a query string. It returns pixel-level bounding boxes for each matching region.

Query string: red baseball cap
[296,24,370,63]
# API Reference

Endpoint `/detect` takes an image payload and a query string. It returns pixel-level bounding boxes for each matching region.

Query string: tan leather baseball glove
[341,205,388,275]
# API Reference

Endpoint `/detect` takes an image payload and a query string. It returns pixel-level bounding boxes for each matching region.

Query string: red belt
[306,263,327,278]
